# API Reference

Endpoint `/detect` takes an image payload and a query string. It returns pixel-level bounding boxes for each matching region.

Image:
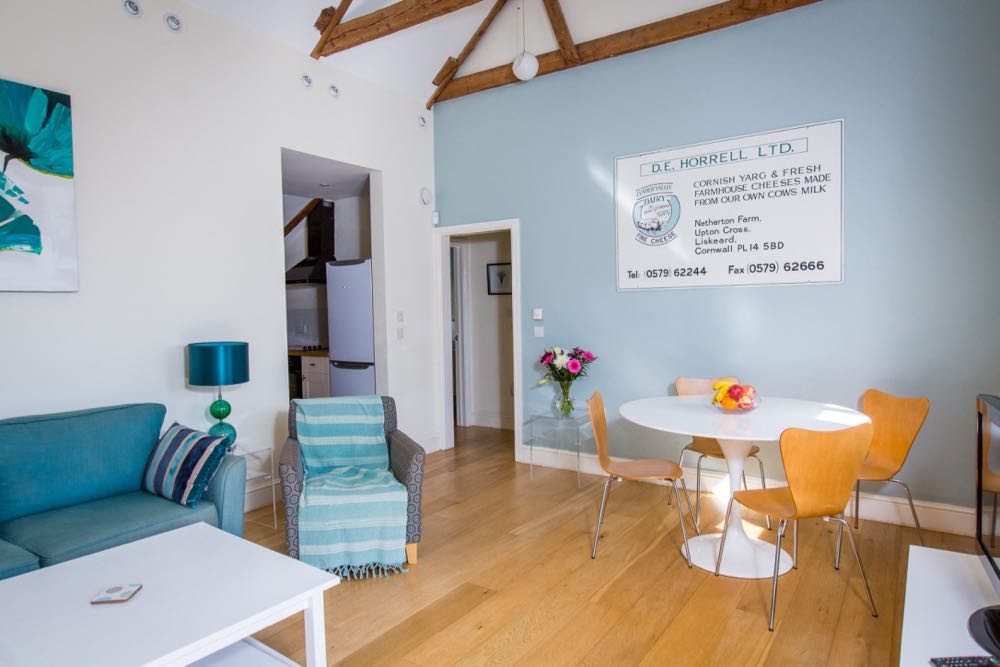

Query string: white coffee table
[0,522,338,666]
[620,395,869,578]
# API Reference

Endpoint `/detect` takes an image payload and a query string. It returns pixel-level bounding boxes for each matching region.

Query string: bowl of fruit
[712,380,759,412]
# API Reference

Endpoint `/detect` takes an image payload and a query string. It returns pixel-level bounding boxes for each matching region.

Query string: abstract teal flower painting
[0,76,77,291]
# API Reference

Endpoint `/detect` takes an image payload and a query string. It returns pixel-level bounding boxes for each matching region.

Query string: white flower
[553,354,569,369]
[552,347,563,355]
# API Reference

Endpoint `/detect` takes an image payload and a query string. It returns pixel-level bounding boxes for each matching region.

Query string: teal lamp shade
[186,342,249,448]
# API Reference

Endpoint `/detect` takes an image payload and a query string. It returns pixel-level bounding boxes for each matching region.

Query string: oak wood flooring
[243,426,974,666]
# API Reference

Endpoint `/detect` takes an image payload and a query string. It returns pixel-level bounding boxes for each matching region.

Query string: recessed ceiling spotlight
[122,0,141,18]
[417,115,427,127]
[319,183,330,188]
[328,84,339,98]
[163,13,182,32]
[301,73,313,89]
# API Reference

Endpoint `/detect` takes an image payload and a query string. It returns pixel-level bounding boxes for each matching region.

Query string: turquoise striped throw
[293,397,407,579]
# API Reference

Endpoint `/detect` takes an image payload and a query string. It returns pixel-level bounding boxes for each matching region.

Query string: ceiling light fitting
[301,73,313,89]
[163,13,182,32]
[512,0,538,81]
[328,84,339,98]
[122,0,141,18]
[417,115,427,128]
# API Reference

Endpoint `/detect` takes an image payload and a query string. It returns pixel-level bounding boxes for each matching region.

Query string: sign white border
[614,119,845,291]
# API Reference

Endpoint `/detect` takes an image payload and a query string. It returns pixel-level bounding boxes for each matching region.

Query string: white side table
[234,445,277,528]
[526,411,593,488]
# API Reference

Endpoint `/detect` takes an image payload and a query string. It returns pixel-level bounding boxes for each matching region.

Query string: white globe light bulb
[512,51,539,81]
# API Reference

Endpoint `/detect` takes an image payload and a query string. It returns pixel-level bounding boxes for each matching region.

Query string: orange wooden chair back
[586,392,612,473]
[676,376,739,396]
[861,388,930,476]
[780,423,874,518]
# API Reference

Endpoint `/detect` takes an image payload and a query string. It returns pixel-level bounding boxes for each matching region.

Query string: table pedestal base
[681,437,792,578]
[683,532,793,579]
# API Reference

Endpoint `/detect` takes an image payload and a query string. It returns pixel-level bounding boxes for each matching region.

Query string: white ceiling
[281,147,370,199]
[182,0,720,104]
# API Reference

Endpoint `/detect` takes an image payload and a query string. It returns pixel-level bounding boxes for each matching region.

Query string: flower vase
[553,381,575,417]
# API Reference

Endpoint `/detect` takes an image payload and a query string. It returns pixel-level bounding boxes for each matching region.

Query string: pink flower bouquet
[538,346,598,415]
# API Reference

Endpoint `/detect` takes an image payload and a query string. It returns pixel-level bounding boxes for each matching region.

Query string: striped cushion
[293,396,388,474]
[142,423,227,507]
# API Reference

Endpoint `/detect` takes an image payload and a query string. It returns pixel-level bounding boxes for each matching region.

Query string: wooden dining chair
[852,389,931,543]
[715,422,877,631]
[674,376,770,530]
[586,392,699,563]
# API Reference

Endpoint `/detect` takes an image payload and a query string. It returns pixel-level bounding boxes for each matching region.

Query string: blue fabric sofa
[0,403,246,580]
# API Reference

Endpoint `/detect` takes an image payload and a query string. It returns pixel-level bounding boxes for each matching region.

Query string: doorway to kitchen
[281,148,382,401]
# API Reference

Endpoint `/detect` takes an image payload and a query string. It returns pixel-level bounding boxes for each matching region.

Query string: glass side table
[233,444,277,529]
[525,410,594,488]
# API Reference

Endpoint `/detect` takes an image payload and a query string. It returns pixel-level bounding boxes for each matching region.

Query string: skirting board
[519,445,976,537]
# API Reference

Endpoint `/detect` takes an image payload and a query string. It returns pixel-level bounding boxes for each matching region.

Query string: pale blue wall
[433,0,1000,506]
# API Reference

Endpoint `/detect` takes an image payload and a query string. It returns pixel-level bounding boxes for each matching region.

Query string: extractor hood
[286,200,335,284]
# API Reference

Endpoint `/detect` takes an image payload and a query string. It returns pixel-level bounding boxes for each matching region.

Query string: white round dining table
[619,395,870,578]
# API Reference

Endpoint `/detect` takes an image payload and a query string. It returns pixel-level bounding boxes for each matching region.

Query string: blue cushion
[143,423,228,507]
[0,491,218,567]
[0,404,166,522]
[0,538,39,580]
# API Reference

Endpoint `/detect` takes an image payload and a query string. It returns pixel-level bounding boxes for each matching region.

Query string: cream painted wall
[0,2,442,455]
[457,232,514,429]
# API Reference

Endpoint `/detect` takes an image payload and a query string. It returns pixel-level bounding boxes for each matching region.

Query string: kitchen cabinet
[301,356,330,398]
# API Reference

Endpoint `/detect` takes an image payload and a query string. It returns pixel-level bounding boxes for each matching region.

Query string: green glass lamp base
[209,421,237,449]
[210,398,232,420]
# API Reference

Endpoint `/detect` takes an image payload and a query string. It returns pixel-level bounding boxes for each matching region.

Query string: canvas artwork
[0,76,77,291]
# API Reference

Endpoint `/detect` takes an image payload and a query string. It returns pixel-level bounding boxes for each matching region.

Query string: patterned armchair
[279,396,425,563]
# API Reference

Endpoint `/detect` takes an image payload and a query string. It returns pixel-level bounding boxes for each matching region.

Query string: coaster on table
[90,583,142,604]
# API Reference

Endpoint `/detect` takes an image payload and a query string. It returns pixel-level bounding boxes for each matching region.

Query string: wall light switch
[396,310,404,323]
[396,327,404,339]
[532,308,543,321]
[533,326,544,337]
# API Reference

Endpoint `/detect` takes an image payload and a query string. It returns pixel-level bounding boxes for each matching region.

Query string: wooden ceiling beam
[426,0,508,110]
[283,198,322,237]
[541,0,579,65]
[436,0,820,104]
[311,1,354,59]
[315,0,484,57]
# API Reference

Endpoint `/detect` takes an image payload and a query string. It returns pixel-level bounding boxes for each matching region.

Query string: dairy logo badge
[632,183,680,246]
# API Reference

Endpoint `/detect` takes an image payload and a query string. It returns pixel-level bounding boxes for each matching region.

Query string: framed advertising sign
[615,120,843,290]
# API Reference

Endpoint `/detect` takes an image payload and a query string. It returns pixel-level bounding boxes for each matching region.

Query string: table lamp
[186,341,249,448]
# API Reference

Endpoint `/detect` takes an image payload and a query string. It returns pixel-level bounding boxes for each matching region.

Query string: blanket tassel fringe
[329,562,408,580]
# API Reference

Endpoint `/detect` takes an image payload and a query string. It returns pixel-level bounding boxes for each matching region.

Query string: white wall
[282,194,312,271]
[332,192,372,261]
[457,232,514,429]
[0,2,442,458]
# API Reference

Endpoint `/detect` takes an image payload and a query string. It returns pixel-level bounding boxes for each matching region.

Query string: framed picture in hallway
[486,262,511,295]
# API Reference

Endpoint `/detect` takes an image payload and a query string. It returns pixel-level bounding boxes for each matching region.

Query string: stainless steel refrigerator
[326,259,376,396]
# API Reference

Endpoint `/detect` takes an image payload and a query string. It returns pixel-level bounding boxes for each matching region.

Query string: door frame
[449,242,471,427]
[432,219,522,454]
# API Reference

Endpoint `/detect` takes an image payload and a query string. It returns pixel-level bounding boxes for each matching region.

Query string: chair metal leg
[889,478,924,545]
[591,477,613,559]
[679,477,700,535]
[769,519,787,631]
[854,480,861,529]
[672,481,693,568]
[834,514,878,617]
[670,446,692,506]
[835,519,844,570]
[742,470,749,490]
[752,455,772,530]
[793,520,799,569]
[695,454,706,527]
[714,497,736,576]
[992,492,998,549]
